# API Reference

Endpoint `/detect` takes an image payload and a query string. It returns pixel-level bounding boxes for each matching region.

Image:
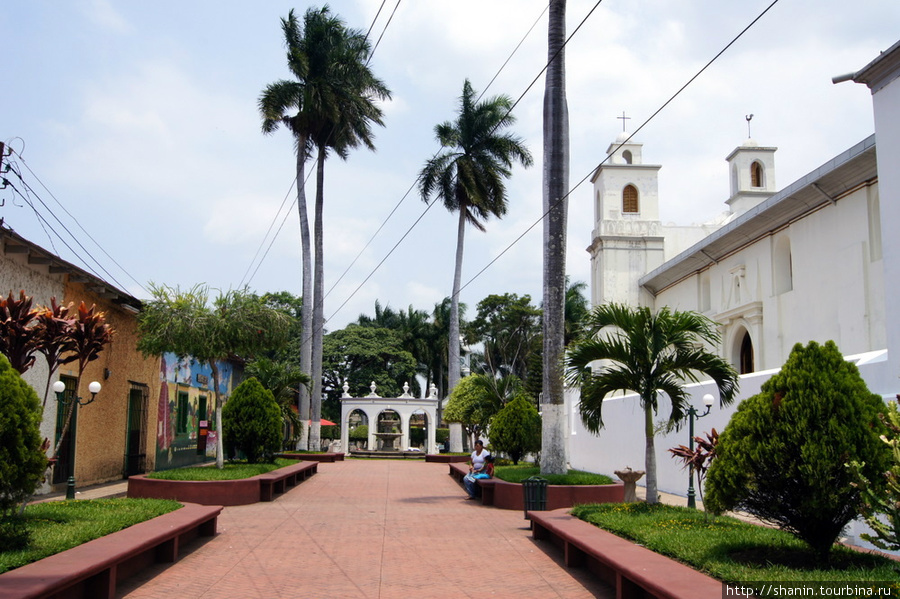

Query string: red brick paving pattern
[117,459,613,598]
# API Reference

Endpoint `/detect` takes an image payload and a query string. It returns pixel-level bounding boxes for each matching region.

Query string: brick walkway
[116,459,613,598]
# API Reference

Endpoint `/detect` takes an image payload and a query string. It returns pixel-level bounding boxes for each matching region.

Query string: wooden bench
[530,508,722,599]
[258,460,318,502]
[0,502,222,599]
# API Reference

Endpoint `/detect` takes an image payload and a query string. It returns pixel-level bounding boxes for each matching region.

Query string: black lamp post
[686,393,714,509]
[52,379,101,500]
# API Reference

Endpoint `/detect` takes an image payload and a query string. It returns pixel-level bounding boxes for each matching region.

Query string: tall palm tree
[306,19,390,453]
[260,7,390,451]
[565,303,739,503]
[541,0,570,475]
[418,79,533,416]
[258,8,328,450]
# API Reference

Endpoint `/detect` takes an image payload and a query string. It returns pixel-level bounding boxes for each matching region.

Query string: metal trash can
[522,476,548,520]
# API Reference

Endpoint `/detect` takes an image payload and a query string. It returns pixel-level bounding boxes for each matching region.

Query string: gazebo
[340,382,439,454]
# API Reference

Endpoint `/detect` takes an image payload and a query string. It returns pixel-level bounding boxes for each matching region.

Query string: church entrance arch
[729,325,755,374]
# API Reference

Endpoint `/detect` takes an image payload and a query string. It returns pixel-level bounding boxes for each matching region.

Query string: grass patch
[147,458,294,481]
[0,498,181,574]
[571,502,900,584]
[494,464,614,485]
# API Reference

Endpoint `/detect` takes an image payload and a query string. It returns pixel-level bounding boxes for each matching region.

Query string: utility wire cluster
[2,0,779,325]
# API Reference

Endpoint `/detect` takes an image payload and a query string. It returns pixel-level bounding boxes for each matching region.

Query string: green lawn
[571,502,900,586]
[146,458,294,481]
[494,464,614,485]
[0,498,181,574]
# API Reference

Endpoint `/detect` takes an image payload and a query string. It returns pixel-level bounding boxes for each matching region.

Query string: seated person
[464,454,494,499]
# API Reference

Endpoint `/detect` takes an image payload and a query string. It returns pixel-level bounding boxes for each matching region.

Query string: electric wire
[12,151,150,295]
[456,0,782,297]
[4,176,124,290]
[323,0,603,325]
[321,2,551,316]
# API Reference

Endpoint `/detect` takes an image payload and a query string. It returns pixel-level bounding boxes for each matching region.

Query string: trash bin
[522,476,548,520]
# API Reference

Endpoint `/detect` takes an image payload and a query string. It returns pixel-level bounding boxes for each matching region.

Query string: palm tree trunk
[541,0,569,475]
[297,138,312,451]
[644,402,658,503]
[309,148,326,453]
[211,361,224,469]
[448,208,466,452]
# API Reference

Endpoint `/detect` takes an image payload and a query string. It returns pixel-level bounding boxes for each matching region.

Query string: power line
[457,0,782,297]
[11,151,150,295]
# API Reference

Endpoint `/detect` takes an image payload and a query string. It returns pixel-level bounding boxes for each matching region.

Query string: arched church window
[739,331,754,374]
[622,185,639,213]
[751,161,764,188]
[622,149,633,165]
[773,235,792,294]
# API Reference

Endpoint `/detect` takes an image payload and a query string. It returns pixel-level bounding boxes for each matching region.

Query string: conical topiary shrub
[222,377,281,464]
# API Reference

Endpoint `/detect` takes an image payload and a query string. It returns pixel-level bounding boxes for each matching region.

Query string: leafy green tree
[137,285,291,467]
[443,374,506,446]
[245,356,310,450]
[541,0,570,475]
[222,378,282,463]
[467,293,541,381]
[321,325,417,420]
[0,354,46,518]
[566,303,739,503]
[705,340,890,561]
[563,278,590,345]
[489,394,542,465]
[419,78,533,405]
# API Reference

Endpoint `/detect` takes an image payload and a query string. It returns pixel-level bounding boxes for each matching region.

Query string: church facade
[566,40,900,548]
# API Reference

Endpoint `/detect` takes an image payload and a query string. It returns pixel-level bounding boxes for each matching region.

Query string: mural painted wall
[155,352,236,470]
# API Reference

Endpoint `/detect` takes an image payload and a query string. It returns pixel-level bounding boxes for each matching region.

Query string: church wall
[652,181,882,373]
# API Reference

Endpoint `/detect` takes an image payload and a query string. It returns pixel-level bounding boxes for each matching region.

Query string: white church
[565,39,900,546]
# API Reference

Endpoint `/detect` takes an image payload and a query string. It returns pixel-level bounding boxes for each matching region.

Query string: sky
[1,0,897,330]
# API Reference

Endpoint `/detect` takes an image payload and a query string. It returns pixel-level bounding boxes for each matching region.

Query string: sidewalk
[112,460,614,599]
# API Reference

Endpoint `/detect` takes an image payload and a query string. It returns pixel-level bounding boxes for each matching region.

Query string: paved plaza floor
[110,459,614,598]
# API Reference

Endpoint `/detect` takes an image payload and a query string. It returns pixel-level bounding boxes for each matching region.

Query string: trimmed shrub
[320,425,340,440]
[488,393,541,464]
[436,428,449,444]
[409,426,426,447]
[222,377,281,463]
[0,354,46,518]
[349,424,368,441]
[705,340,889,561]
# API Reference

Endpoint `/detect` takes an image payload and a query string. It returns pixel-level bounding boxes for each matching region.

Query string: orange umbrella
[309,419,337,426]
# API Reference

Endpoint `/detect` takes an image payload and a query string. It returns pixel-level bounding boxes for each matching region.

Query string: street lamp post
[686,393,714,509]
[52,380,101,500]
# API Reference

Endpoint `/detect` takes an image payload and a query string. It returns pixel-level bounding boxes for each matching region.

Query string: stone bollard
[614,467,646,503]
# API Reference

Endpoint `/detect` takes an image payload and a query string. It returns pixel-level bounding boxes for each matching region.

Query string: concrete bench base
[448,462,624,510]
[0,502,221,599]
[530,508,721,599]
[128,461,318,506]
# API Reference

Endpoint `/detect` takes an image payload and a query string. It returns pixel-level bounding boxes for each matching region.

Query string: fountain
[340,381,440,457]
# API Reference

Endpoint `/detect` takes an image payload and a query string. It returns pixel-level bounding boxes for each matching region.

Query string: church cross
[745,114,754,138]
[617,111,631,132]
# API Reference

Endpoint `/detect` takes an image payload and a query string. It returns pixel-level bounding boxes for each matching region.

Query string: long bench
[0,502,222,599]
[448,462,624,510]
[128,460,318,506]
[530,508,722,599]
[258,460,318,501]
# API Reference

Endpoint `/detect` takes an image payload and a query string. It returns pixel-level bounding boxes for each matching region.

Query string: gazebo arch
[340,382,439,454]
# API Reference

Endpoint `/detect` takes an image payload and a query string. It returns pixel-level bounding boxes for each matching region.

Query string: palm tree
[258,8,324,450]
[418,79,533,415]
[541,0,570,475]
[260,7,390,451]
[565,303,739,503]
[306,19,390,453]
